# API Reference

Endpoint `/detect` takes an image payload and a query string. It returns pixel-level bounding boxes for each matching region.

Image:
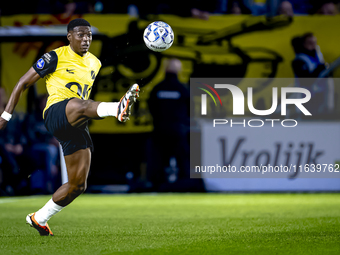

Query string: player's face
[68,26,92,56]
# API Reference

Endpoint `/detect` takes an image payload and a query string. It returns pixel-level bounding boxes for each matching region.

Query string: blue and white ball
[143,21,174,52]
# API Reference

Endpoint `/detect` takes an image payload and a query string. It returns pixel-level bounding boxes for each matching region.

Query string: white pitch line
[0,195,42,204]
[0,200,15,204]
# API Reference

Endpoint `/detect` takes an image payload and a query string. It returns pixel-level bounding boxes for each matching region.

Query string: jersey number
[65,82,91,99]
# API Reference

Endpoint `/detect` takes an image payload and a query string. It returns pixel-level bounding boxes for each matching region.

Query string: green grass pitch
[0,193,340,255]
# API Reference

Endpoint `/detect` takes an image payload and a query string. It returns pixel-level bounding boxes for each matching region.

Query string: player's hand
[0,117,8,130]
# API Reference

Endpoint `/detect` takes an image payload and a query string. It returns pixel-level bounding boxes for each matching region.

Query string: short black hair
[67,18,91,32]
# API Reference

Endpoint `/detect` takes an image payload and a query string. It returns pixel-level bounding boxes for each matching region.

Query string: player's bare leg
[65,99,101,127]
[27,148,91,235]
[52,148,91,206]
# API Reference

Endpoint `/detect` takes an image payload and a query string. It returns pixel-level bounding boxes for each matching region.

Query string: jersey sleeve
[33,51,58,78]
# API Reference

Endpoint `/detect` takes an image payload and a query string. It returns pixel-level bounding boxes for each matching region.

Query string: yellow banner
[1,14,340,133]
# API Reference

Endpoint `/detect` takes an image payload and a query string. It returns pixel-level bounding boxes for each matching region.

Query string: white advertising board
[199,120,340,191]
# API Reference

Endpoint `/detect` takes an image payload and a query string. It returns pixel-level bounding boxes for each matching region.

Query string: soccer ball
[143,21,174,52]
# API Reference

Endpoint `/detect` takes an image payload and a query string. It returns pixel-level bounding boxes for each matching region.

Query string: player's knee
[76,100,91,116]
[68,98,91,116]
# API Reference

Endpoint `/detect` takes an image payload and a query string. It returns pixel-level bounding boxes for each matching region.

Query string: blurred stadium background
[0,1,340,195]
[1,1,340,254]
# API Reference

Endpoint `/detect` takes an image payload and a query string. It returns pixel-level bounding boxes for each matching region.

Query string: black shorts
[44,98,94,156]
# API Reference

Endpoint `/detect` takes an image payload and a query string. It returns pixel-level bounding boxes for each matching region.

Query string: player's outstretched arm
[0,67,40,130]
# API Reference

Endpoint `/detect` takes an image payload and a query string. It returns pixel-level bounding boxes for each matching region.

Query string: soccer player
[0,18,139,236]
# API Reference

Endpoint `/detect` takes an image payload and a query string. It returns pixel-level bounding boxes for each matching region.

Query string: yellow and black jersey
[33,45,101,117]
